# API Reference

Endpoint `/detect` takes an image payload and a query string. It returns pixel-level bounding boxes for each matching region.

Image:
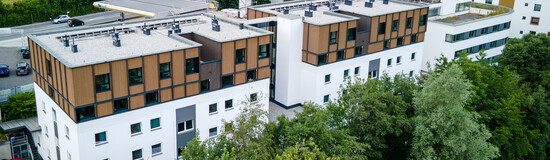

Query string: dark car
[0,64,9,77]
[16,62,30,76]
[68,19,84,27]
[21,48,30,59]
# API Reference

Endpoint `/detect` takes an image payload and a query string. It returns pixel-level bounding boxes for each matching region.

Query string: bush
[0,91,36,122]
[0,0,103,27]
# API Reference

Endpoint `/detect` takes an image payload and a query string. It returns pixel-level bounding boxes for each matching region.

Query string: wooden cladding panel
[307,25,321,53]
[302,52,307,62]
[385,14,392,40]
[348,20,357,28]
[421,8,428,15]
[345,48,354,59]
[130,95,145,109]
[307,53,317,65]
[186,82,199,96]
[418,33,425,42]
[399,12,407,37]
[404,36,411,45]
[368,42,384,53]
[236,39,246,49]
[258,58,269,67]
[160,79,172,88]
[371,16,379,42]
[235,72,246,85]
[499,0,515,9]
[172,50,185,85]
[111,60,128,98]
[319,25,329,53]
[235,63,246,72]
[173,85,186,99]
[303,24,309,50]
[259,36,270,45]
[186,73,199,83]
[222,42,235,75]
[66,66,75,104]
[390,39,397,48]
[71,66,94,106]
[96,101,113,117]
[247,9,256,19]
[160,88,172,102]
[130,84,144,95]
[96,91,112,102]
[159,52,171,63]
[128,57,142,69]
[247,37,258,69]
[256,11,261,19]
[412,9,420,33]
[338,22,347,50]
[419,25,426,32]
[328,52,337,63]
[329,44,337,52]
[94,63,110,75]
[330,24,338,32]
[185,48,199,58]
[346,41,355,48]
[144,55,159,91]
[258,67,270,79]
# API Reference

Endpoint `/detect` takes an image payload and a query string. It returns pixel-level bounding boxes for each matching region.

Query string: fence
[0,83,34,102]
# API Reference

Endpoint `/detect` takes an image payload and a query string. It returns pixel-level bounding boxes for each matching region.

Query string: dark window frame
[225,99,233,109]
[391,20,399,32]
[128,68,143,86]
[347,28,356,41]
[130,123,141,134]
[534,4,541,11]
[337,50,344,60]
[113,98,128,113]
[419,14,427,26]
[159,62,171,79]
[378,22,386,35]
[329,31,338,44]
[221,75,233,87]
[94,74,111,93]
[145,91,158,105]
[76,105,95,122]
[235,49,246,64]
[258,44,269,59]
[531,17,540,25]
[209,103,217,113]
[185,58,199,74]
[406,17,412,29]
[200,80,210,92]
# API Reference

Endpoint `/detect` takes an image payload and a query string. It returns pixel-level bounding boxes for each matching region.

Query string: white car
[52,15,71,24]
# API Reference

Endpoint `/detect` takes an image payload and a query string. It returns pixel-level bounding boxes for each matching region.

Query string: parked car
[21,48,30,59]
[68,19,85,27]
[20,47,28,53]
[16,62,30,76]
[0,64,9,77]
[52,15,70,24]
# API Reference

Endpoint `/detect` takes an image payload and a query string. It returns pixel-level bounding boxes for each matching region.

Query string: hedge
[0,0,102,27]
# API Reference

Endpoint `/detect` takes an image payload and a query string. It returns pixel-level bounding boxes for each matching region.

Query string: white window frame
[177,120,194,134]
[65,125,70,139]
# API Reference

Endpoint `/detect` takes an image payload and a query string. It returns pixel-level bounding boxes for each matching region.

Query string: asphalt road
[0,47,33,90]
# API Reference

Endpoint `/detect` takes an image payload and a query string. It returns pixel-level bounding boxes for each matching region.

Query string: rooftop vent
[365,2,373,7]
[370,0,375,2]
[383,0,388,4]
[239,23,244,30]
[345,0,352,6]
[71,38,78,53]
[168,30,173,35]
[63,35,70,47]
[305,11,313,17]
[283,9,289,14]
[309,3,317,11]
[112,28,121,47]
[212,16,220,32]
[332,5,339,10]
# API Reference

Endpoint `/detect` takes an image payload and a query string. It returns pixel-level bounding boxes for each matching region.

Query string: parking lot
[0,47,33,90]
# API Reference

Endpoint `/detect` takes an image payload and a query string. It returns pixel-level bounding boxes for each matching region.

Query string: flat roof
[0,117,40,132]
[93,0,208,17]
[29,13,272,68]
[430,2,513,26]
[249,0,424,25]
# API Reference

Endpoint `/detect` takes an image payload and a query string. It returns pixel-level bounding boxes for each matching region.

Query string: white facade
[422,1,513,71]
[508,0,549,38]
[274,15,424,107]
[35,79,270,160]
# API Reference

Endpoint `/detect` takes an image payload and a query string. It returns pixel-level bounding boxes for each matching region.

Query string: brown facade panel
[390,39,397,48]
[173,85,186,99]
[248,9,256,19]
[94,63,110,75]
[185,48,199,59]
[235,63,246,72]
[247,37,258,69]
[66,67,75,104]
[172,50,186,85]
[130,95,145,109]
[418,33,425,42]
[159,52,171,63]
[307,24,321,53]
[144,55,159,91]
[258,58,269,67]
[111,60,129,98]
[319,25,329,53]
[338,22,347,50]
[399,12,407,36]
[96,91,112,102]
[128,57,143,69]
[328,52,337,63]
[255,11,261,19]
[186,73,199,83]
[160,78,172,88]
[330,24,338,32]
[385,14,392,40]
[235,72,246,85]
[185,82,199,96]
[130,84,144,95]
[303,23,309,50]
[371,16,379,42]
[96,101,113,117]
[259,36,270,45]
[368,42,384,53]
[346,41,355,48]
[71,66,94,106]
[419,25,426,32]
[258,67,270,79]
[345,48,354,59]
[307,53,317,65]
[499,0,515,9]
[348,20,357,28]
[69,107,76,121]
[404,36,411,45]
[302,52,307,62]
[160,88,172,102]
[421,8,428,15]
[221,42,235,75]
[412,10,420,33]
[329,44,337,52]
[236,39,246,49]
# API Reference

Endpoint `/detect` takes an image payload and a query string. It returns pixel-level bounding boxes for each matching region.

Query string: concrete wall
[508,0,549,38]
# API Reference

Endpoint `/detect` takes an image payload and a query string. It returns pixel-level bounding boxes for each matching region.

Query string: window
[355,47,362,56]
[469,30,477,37]
[128,68,143,85]
[235,49,246,64]
[525,3,528,6]
[504,22,510,29]
[54,122,59,138]
[130,123,141,134]
[67,152,71,160]
[522,16,526,20]
[411,52,416,60]
[485,0,492,4]
[383,40,390,49]
[94,74,110,92]
[325,74,330,83]
[200,80,210,92]
[48,86,54,98]
[250,93,258,102]
[481,28,488,34]
[65,125,69,139]
[531,17,540,25]
[150,144,161,156]
[397,37,404,46]
[225,99,233,109]
[411,34,417,43]
[419,15,427,26]
[159,62,171,79]
[145,92,158,105]
[337,51,344,60]
[534,4,541,11]
[318,54,327,65]
[323,95,329,103]
[406,17,412,29]
[493,25,500,32]
[46,60,52,76]
[520,31,523,34]
[52,109,57,121]
[490,41,497,47]
[209,127,218,137]
[409,71,414,77]
[113,98,128,113]
[397,56,401,64]
[387,59,392,66]
[369,70,378,79]
[95,132,107,144]
[222,75,233,87]
[185,58,199,74]
[354,67,360,75]
[132,149,142,160]
[378,22,386,35]
[76,105,95,122]
[329,31,338,44]
[344,69,349,78]
[391,20,398,32]
[258,44,269,58]
[44,126,48,137]
[347,28,356,41]
[150,118,160,129]
[209,103,217,114]
[530,31,537,34]
[428,7,441,17]
[178,120,194,133]
[455,2,470,12]
[247,70,257,81]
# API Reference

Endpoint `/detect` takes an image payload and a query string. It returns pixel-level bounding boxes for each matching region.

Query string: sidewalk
[0,37,26,48]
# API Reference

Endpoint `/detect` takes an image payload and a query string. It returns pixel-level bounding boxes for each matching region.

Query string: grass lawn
[2,0,23,5]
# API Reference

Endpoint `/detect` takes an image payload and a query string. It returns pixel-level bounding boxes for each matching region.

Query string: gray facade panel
[176,105,196,148]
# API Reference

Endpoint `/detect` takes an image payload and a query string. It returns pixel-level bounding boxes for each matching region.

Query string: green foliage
[179,136,208,159]
[1,91,36,122]
[0,0,103,27]
[411,64,499,159]
[275,139,327,160]
[217,0,238,10]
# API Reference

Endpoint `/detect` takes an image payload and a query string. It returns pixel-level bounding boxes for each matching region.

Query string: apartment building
[473,0,549,38]
[415,0,513,71]
[247,0,427,107]
[27,13,272,160]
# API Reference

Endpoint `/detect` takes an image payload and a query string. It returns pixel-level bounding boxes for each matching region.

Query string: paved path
[0,47,33,90]
[269,102,303,122]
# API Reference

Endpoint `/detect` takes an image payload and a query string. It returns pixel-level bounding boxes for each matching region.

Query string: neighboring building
[27,13,272,160]
[472,0,549,38]
[416,0,513,71]
[247,0,428,107]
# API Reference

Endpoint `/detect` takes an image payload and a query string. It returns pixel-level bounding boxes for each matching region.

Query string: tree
[179,136,208,160]
[411,64,499,159]
[275,139,327,160]
[1,91,36,122]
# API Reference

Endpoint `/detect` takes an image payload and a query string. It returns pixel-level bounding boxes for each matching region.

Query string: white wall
[509,0,549,38]
[274,15,303,106]
[36,79,269,160]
